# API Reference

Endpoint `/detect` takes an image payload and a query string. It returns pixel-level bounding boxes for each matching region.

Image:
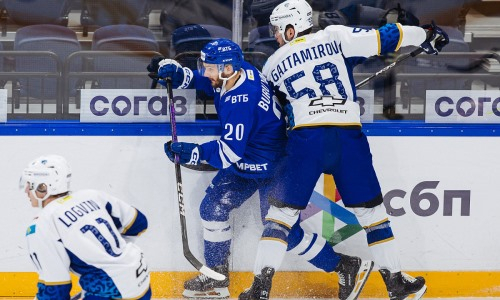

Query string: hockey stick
[149,72,218,172]
[356,32,449,89]
[356,47,424,89]
[165,78,226,281]
[70,292,82,300]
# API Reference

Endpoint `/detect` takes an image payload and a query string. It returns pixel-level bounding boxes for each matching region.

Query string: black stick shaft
[165,79,225,280]
[356,47,424,89]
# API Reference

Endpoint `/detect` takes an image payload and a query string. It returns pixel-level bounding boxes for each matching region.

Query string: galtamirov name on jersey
[270,40,340,82]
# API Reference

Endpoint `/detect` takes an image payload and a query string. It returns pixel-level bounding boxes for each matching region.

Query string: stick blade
[199,265,226,280]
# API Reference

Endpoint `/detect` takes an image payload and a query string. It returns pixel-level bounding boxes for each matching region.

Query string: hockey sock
[202,219,232,267]
[253,205,300,274]
[253,239,287,274]
[353,206,401,272]
[204,240,231,267]
[369,239,401,272]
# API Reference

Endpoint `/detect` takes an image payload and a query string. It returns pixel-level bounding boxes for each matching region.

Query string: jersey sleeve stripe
[122,209,148,236]
[121,209,137,234]
[395,23,404,51]
[217,140,241,168]
[375,29,381,55]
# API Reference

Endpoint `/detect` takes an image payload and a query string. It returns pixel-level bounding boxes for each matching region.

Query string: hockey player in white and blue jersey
[21,155,151,300]
[156,38,288,298]
[240,0,449,300]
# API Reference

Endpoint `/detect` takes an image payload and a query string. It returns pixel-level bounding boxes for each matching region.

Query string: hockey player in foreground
[239,0,449,300]
[20,155,151,300]
[154,38,373,300]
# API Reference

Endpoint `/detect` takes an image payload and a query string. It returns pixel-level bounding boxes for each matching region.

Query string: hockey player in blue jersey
[239,0,449,300]
[156,38,287,298]
[155,38,372,300]
[20,155,151,300]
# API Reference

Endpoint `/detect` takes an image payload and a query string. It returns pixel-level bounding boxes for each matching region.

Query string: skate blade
[403,284,427,300]
[182,287,230,299]
[346,260,375,300]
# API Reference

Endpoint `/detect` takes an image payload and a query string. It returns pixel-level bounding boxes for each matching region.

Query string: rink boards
[1,122,500,297]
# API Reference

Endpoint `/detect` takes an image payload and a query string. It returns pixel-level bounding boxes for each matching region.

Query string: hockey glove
[164,141,202,165]
[147,55,165,73]
[157,59,193,89]
[420,22,449,55]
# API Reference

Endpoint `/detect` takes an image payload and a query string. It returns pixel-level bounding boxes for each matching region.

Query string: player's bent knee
[265,205,300,228]
[262,205,300,244]
[200,200,230,222]
[262,220,291,244]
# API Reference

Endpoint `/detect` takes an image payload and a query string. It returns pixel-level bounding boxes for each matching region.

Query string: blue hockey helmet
[198,38,244,76]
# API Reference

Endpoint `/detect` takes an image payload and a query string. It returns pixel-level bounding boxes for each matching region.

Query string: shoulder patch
[290,37,306,46]
[26,224,36,236]
[246,69,255,81]
[56,195,72,204]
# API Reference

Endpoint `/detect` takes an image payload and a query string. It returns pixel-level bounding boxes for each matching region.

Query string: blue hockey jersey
[192,61,287,178]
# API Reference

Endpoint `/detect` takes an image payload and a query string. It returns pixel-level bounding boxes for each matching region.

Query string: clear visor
[19,170,50,192]
[197,58,224,77]
[19,175,29,190]
[19,176,46,192]
[269,23,280,37]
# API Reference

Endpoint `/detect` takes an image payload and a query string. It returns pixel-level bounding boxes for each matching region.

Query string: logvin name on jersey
[58,199,101,227]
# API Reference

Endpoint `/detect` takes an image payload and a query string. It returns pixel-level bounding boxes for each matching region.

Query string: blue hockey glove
[164,141,202,165]
[157,59,193,89]
[420,22,449,55]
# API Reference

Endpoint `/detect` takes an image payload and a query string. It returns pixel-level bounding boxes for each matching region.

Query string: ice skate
[379,269,427,300]
[335,254,374,300]
[238,267,275,300]
[182,264,230,299]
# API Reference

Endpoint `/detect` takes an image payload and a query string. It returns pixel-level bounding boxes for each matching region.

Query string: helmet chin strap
[218,69,239,89]
[30,189,50,208]
[280,28,297,44]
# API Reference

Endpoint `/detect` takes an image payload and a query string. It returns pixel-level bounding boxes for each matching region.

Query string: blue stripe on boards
[2,121,500,136]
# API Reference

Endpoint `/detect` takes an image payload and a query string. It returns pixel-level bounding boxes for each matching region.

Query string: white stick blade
[199,265,226,281]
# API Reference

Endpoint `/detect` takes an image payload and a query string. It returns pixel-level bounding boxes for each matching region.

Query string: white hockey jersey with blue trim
[26,189,149,299]
[262,24,426,128]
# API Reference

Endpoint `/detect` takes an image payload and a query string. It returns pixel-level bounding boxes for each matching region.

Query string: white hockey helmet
[20,155,71,205]
[269,0,313,43]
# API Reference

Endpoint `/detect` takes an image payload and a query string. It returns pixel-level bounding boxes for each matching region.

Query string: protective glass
[269,23,280,37]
